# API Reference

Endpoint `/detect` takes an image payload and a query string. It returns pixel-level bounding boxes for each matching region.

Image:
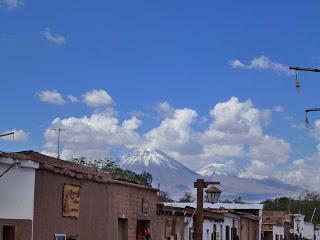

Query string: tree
[178,192,195,203]
[158,191,174,202]
[261,190,320,224]
[72,157,153,187]
[233,196,245,204]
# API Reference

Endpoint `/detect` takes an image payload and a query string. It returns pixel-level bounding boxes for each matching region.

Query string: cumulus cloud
[229,55,293,76]
[249,135,290,164]
[1,0,23,10]
[42,95,293,181]
[43,110,142,160]
[1,129,28,142]
[38,90,65,105]
[43,28,66,45]
[83,89,113,107]
[156,101,175,118]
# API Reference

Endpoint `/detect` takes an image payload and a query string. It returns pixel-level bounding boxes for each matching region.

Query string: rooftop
[0,150,157,191]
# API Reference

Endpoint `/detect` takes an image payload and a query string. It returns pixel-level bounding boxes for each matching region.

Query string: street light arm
[289,66,320,72]
[0,132,14,138]
[305,108,320,113]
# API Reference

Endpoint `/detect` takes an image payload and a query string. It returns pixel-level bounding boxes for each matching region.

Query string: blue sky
[1,0,320,187]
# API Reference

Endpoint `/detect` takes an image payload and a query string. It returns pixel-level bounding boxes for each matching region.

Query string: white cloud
[229,55,293,76]
[1,129,28,142]
[41,95,293,181]
[38,90,65,105]
[202,97,263,145]
[249,135,290,164]
[260,109,272,126]
[83,89,113,107]
[312,120,320,140]
[43,28,66,45]
[1,0,23,10]
[273,105,284,113]
[43,110,142,160]
[67,95,78,103]
[156,101,175,118]
[144,108,199,155]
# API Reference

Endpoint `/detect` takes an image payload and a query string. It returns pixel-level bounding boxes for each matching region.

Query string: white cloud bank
[229,55,293,76]
[43,28,66,45]
[43,95,294,182]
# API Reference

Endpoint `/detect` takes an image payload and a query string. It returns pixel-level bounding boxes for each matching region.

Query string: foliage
[72,157,153,187]
[158,191,174,202]
[232,196,245,204]
[178,192,195,203]
[262,190,320,224]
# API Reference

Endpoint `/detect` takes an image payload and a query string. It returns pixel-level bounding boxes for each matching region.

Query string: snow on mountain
[117,148,199,199]
[117,148,301,201]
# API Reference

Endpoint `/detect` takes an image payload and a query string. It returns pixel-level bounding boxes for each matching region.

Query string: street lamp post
[194,179,221,240]
[304,108,320,127]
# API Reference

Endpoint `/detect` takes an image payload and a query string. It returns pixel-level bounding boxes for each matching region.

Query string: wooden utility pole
[52,128,65,159]
[193,179,220,240]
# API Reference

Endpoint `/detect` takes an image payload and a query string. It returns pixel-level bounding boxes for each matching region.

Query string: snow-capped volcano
[117,148,199,199]
[118,148,301,201]
[119,148,192,171]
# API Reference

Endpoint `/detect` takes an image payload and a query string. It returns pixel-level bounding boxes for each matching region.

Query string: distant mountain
[117,148,301,201]
[117,148,199,199]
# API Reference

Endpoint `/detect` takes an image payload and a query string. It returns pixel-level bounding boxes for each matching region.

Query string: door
[118,218,128,240]
[3,226,15,240]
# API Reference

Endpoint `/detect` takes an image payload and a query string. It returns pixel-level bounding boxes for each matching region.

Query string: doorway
[118,218,128,240]
[3,225,15,240]
[136,220,150,240]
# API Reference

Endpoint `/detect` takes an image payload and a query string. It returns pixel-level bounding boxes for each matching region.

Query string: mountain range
[117,148,301,201]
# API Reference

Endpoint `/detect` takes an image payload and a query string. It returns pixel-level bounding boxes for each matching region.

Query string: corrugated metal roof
[162,202,263,210]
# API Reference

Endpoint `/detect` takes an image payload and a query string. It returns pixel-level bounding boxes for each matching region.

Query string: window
[3,226,15,240]
[54,234,66,240]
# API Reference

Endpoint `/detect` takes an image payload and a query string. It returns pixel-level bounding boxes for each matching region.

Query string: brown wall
[33,169,161,240]
[0,219,32,240]
[240,217,259,240]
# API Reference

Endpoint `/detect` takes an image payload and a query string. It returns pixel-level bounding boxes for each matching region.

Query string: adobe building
[161,202,261,240]
[0,151,161,240]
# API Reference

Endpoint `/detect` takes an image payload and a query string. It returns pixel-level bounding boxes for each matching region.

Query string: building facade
[0,151,161,240]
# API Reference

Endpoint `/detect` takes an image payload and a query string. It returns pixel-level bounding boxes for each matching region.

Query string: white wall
[184,218,225,240]
[273,225,284,240]
[0,158,38,220]
[304,223,314,240]
[315,230,320,240]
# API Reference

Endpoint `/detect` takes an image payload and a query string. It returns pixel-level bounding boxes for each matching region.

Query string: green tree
[158,191,174,202]
[178,192,195,203]
[72,157,153,187]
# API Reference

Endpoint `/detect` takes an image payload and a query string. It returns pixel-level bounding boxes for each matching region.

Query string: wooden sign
[63,184,80,218]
